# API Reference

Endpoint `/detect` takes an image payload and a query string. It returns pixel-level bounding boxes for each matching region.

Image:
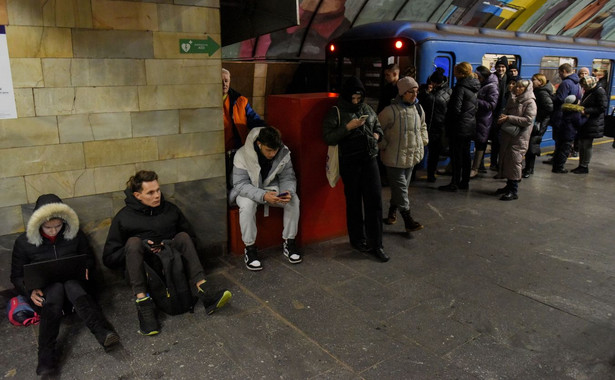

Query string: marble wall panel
[158,4,210,33]
[33,87,76,116]
[0,0,7,25]
[131,110,179,137]
[176,154,224,181]
[0,116,59,148]
[0,206,23,236]
[93,164,137,194]
[145,59,219,85]
[138,83,219,111]
[180,108,223,134]
[174,0,219,7]
[10,58,43,88]
[41,58,72,87]
[74,87,140,114]
[14,88,35,118]
[84,137,158,167]
[25,169,96,202]
[92,0,158,31]
[157,131,223,159]
[58,113,132,143]
[0,177,27,207]
[0,143,85,177]
[6,26,73,58]
[73,30,153,59]
[153,32,221,59]
[71,59,146,86]
[46,0,93,28]
[7,0,43,26]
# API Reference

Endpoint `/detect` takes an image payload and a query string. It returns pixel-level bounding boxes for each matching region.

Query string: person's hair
[475,66,491,80]
[384,64,399,72]
[454,62,473,78]
[222,68,230,76]
[532,73,547,86]
[558,63,573,74]
[516,79,531,89]
[256,126,283,150]
[402,65,416,78]
[127,170,158,193]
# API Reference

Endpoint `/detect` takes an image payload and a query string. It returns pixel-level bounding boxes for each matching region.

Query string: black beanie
[340,76,365,103]
[496,56,508,68]
[429,67,447,84]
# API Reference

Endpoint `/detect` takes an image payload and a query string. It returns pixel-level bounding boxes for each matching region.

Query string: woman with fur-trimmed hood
[10,194,119,376]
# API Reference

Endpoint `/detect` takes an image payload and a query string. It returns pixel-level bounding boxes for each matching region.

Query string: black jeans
[553,139,573,170]
[339,156,383,250]
[450,136,472,186]
[427,133,443,179]
[125,232,205,295]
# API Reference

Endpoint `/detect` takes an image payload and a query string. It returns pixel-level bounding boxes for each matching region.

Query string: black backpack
[143,246,196,315]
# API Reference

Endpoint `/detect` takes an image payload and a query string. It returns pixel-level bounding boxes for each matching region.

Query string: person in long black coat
[438,62,480,192]
[572,76,607,174]
[523,74,554,178]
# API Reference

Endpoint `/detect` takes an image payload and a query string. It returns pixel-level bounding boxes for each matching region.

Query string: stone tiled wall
[0,1,226,278]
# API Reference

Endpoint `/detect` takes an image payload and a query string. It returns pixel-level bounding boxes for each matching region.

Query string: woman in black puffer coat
[418,68,452,182]
[523,74,554,178]
[438,62,480,192]
[11,194,119,376]
[572,76,607,174]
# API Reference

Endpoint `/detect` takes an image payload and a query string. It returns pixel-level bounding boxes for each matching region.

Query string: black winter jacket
[418,84,451,137]
[533,83,554,135]
[446,76,480,138]
[579,85,607,139]
[102,189,195,269]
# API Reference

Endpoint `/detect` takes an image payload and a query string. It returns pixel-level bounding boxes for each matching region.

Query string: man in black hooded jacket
[103,170,231,336]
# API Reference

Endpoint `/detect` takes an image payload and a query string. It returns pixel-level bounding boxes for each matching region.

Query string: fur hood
[26,194,79,246]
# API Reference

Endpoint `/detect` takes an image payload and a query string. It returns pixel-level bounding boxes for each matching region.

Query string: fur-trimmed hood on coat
[26,194,79,246]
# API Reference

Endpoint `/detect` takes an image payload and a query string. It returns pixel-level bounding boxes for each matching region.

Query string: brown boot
[400,209,423,232]
[383,205,397,225]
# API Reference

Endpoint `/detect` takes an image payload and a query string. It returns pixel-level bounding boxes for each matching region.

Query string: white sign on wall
[0,26,17,119]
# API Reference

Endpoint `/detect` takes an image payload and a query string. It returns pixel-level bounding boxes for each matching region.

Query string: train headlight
[329,44,336,52]
[394,40,404,49]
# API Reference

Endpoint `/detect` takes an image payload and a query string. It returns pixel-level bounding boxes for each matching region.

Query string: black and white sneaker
[244,245,263,271]
[283,239,302,264]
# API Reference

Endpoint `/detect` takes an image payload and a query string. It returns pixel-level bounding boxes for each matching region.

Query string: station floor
[2,140,615,379]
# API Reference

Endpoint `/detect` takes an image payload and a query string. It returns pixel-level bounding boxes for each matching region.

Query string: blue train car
[326,21,615,148]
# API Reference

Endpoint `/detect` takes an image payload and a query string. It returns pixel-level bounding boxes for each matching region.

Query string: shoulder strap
[334,106,340,127]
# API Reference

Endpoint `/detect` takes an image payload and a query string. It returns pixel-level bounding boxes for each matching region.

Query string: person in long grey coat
[495,79,537,200]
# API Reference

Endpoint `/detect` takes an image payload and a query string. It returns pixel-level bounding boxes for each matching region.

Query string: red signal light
[329,44,336,52]
[394,40,403,49]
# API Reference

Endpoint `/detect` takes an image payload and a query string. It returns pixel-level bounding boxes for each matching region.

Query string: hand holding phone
[278,192,289,197]
[359,115,369,121]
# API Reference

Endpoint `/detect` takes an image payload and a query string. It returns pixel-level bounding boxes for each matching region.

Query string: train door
[432,54,453,88]
[592,59,613,113]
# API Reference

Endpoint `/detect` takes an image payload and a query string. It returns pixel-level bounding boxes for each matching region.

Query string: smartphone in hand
[278,192,289,197]
[359,115,369,121]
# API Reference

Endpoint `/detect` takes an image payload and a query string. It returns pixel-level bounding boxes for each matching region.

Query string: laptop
[23,254,88,290]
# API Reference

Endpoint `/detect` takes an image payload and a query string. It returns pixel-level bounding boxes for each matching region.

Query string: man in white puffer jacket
[229,126,301,271]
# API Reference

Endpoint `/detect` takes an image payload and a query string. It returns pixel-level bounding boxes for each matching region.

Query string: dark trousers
[427,134,443,179]
[450,136,472,186]
[340,157,383,250]
[524,153,536,172]
[490,124,501,166]
[38,281,88,352]
[553,139,573,170]
[125,232,204,295]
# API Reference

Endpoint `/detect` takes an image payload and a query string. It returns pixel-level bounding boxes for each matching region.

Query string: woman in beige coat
[378,77,428,233]
[495,79,537,200]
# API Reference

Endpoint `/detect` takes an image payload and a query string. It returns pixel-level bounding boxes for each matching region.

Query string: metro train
[325,21,615,117]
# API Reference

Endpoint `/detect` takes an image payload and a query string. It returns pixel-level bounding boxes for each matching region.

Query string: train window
[482,54,518,73]
[539,56,577,88]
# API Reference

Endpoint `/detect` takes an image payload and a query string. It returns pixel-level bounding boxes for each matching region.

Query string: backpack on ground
[7,295,40,326]
[143,245,196,315]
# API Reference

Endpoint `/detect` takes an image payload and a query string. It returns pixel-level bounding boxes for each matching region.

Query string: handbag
[326,145,339,187]
[326,107,341,187]
[604,108,615,138]
[500,121,520,137]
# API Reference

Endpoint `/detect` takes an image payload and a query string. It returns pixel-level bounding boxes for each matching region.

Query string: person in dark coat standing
[439,62,480,192]
[572,76,607,174]
[322,77,388,262]
[551,63,582,173]
[418,68,451,182]
[11,194,119,376]
[489,56,509,170]
[524,74,554,177]
[471,66,499,178]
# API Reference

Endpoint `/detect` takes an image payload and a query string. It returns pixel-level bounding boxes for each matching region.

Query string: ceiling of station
[221,0,615,61]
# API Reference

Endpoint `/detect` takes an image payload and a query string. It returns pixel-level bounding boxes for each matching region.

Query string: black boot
[197,282,232,315]
[37,304,62,376]
[400,209,423,232]
[383,205,397,225]
[73,295,120,349]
